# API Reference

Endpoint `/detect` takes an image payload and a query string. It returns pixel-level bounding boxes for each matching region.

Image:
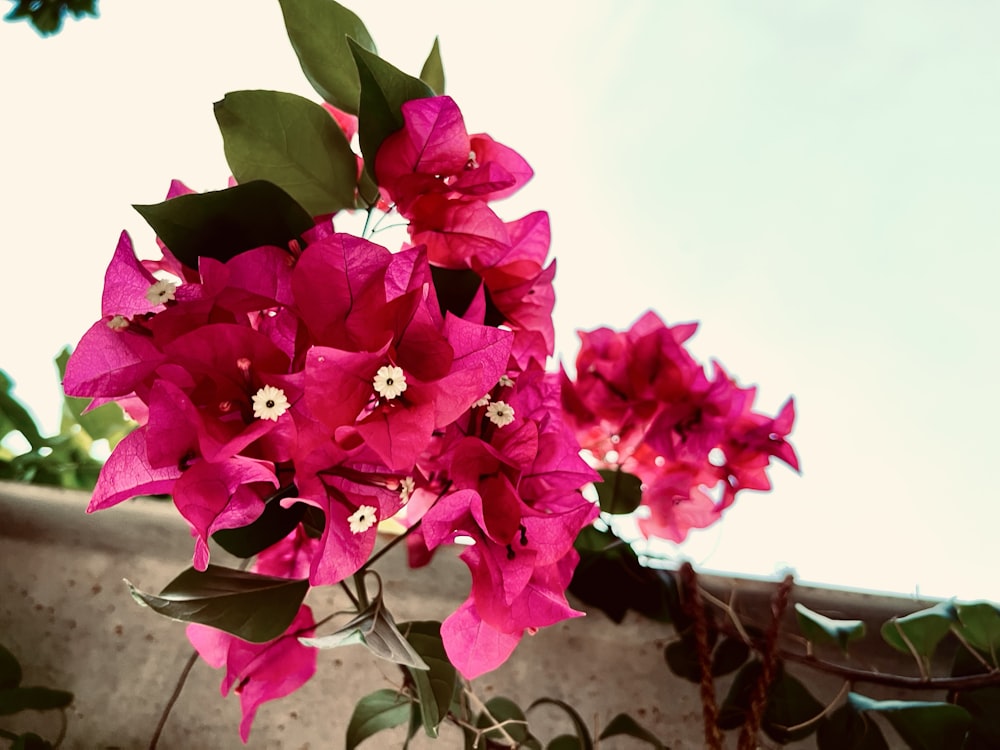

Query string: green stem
[148,649,199,749]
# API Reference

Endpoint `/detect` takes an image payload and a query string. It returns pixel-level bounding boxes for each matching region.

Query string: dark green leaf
[711,636,751,677]
[817,704,889,750]
[569,525,674,624]
[598,712,667,749]
[956,687,1000,747]
[0,645,23,690]
[795,602,866,652]
[718,660,761,730]
[277,0,376,113]
[476,696,532,747]
[595,468,643,515]
[125,565,308,643]
[0,370,46,451]
[847,692,971,750]
[300,595,428,670]
[11,733,53,750]
[349,39,435,181]
[955,602,1000,663]
[57,348,133,450]
[761,670,824,743]
[400,621,456,738]
[880,601,957,672]
[215,90,358,217]
[212,489,304,558]
[0,686,73,715]
[664,635,702,683]
[528,698,593,750]
[429,266,505,326]
[346,688,412,750]
[547,736,582,750]
[134,180,313,268]
[419,37,445,95]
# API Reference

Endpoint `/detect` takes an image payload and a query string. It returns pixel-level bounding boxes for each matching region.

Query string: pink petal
[441,599,521,680]
[88,427,181,512]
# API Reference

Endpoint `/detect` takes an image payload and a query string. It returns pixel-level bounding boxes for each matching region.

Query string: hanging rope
[680,562,724,750]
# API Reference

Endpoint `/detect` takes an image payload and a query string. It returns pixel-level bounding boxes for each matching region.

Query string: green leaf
[718,660,761,730]
[125,565,309,643]
[817,704,889,750]
[795,602,866,652]
[529,698,593,750]
[11,733,53,750]
[0,686,73,715]
[547,736,582,750]
[711,636,751,677]
[134,180,314,269]
[0,370,46,451]
[955,601,1000,663]
[880,600,957,672]
[300,595,428,670]
[956,687,1000,747]
[349,39,435,181]
[0,645,23,690]
[598,712,666,749]
[346,688,412,750]
[664,635,702,684]
[761,670,824,743]
[595,468,643,515]
[212,489,305,558]
[477,697,533,747]
[847,693,972,750]
[215,90,358,217]
[569,525,675,624]
[419,37,445,95]
[400,621,456,738]
[277,0,377,113]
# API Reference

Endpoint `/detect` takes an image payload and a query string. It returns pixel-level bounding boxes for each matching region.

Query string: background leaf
[817,703,888,750]
[212,489,304,558]
[401,621,456,738]
[0,645,22,690]
[0,686,73,715]
[847,692,972,750]
[529,698,593,750]
[598,713,666,749]
[595,468,643,515]
[346,688,412,750]
[419,37,445,94]
[795,602,866,652]
[215,90,358,217]
[477,696,534,747]
[761,670,824,743]
[349,39,434,181]
[277,0,376,112]
[134,180,313,268]
[125,565,309,643]
[955,601,1000,663]
[880,601,957,672]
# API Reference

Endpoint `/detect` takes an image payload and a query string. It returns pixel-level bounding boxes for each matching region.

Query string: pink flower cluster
[560,311,799,543]
[63,94,598,732]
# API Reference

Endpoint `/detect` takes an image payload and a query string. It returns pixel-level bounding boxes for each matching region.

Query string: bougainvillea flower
[87,427,181,512]
[187,604,317,743]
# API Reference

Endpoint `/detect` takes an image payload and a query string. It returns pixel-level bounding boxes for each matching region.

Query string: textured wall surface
[1,482,928,749]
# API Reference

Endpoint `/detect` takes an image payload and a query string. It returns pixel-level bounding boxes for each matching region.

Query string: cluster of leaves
[0,644,73,749]
[0,351,131,490]
[4,0,97,36]
[571,532,1000,749]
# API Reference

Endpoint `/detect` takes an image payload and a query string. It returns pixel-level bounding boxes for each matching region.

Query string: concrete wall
[1,482,933,748]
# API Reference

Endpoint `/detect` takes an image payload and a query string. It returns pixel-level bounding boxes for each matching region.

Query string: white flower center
[473,393,491,408]
[373,365,407,400]
[106,315,130,330]
[145,279,177,305]
[399,476,415,505]
[485,400,515,428]
[348,504,378,534]
[498,375,515,388]
[251,385,289,421]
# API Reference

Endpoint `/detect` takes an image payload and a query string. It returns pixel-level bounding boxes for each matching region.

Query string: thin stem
[783,681,850,734]
[464,686,521,747]
[338,579,360,609]
[361,205,376,239]
[148,649,199,750]
[950,625,995,673]
[362,518,421,572]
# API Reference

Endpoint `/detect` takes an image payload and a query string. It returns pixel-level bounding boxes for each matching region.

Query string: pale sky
[2,1,998,600]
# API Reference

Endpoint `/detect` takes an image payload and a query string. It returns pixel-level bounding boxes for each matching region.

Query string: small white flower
[485,400,515,428]
[399,476,415,505]
[106,315,130,330]
[498,375,515,388]
[373,365,407,400]
[252,385,289,421]
[473,393,492,408]
[145,279,177,305]
[348,504,378,534]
